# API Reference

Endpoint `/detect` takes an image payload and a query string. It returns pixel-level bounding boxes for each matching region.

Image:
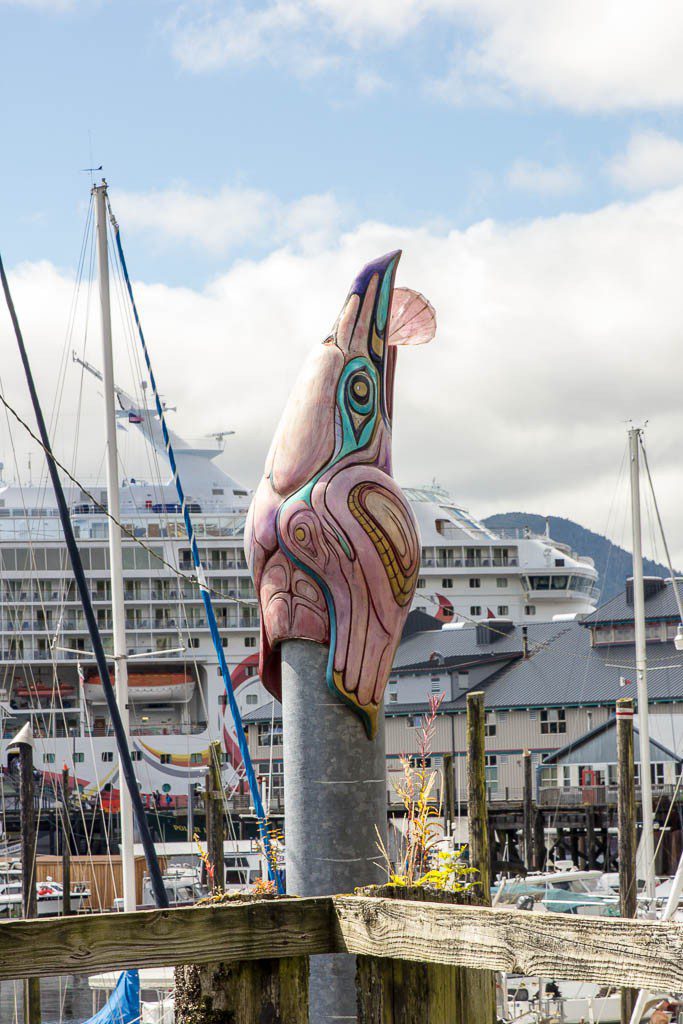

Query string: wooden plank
[333,896,683,992]
[0,897,333,981]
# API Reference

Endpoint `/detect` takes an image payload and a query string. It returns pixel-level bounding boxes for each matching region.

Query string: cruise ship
[0,391,598,806]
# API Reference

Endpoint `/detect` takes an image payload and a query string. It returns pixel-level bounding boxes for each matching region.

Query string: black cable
[0,251,169,909]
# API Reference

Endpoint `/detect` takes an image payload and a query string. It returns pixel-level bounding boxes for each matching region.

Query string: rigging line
[640,437,683,622]
[0,386,256,607]
[108,202,282,892]
[0,247,169,909]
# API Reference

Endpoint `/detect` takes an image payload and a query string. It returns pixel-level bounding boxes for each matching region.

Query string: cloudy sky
[2,1,683,565]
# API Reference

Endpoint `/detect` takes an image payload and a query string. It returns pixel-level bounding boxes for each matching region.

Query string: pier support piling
[16,725,41,1024]
[617,697,637,1024]
[282,639,387,1024]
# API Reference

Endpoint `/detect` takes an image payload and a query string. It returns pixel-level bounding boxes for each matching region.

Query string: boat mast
[628,425,656,902]
[94,181,136,913]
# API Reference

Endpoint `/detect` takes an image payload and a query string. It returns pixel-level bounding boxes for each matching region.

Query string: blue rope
[110,213,282,892]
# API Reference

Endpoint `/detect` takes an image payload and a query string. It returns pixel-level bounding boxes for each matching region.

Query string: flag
[128,412,143,424]
[620,676,632,687]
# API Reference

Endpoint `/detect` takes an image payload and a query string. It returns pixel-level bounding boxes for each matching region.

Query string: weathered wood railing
[3,894,683,1022]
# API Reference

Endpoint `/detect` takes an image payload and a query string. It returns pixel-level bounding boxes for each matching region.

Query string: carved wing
[278,464,420,738]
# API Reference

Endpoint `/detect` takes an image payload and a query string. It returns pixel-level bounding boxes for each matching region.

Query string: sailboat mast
[94,182,136,913]
[628,425,656,901]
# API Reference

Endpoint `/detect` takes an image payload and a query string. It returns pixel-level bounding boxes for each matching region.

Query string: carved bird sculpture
[245,250,436,737]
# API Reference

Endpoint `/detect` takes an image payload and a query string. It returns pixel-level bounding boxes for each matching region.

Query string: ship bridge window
[551,576,569,590]
[529,575,550,590]
[212,488,225,496]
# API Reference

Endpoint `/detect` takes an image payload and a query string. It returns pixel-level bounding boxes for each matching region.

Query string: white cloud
[169,1,683,113]
[507,160,581,197]
[609,131,683,192]
[114,185,345,254]
[4,187,683,566]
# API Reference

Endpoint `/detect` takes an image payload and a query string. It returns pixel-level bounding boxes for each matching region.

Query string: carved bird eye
[347,371,374,415]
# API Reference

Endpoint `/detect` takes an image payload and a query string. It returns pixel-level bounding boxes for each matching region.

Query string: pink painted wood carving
[245,251,436,737]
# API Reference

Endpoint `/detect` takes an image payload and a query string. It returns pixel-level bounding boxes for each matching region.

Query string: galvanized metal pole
[94,182,136,914]
[282,639,386,1024]
[522,750,533,871]
[628,426,656,901]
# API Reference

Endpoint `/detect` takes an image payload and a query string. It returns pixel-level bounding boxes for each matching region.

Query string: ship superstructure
[0,395,598,804]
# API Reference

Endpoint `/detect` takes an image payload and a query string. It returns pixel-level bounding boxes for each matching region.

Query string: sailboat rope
[106,196,282,891]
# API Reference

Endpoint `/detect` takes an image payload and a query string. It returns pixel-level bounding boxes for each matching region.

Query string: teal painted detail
[376,256,397,334]
[335,530,352,560]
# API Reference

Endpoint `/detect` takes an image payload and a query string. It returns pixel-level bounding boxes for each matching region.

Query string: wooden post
[617,697,637,1024]
[61,766,71,917]
[356,886,496,1024]
[16,724,41,1024]
[442,753,455,835]
[205,741,225,892]
[465,692,496,1024]
[522,750,533,870]
[176,957,309,1023]
[533,806,545,872]
[586,808,598,870]
[466,692,490,901]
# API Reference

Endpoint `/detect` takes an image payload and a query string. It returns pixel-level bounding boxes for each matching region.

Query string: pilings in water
[205,740,225,893]
[282,639,387,1024]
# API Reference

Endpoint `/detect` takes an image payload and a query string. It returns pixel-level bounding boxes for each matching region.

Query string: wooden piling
[533,806,545,872]
[61,766,71,917]
[522,750,533,870]
[205,740,224,892]
[356,885,496,1024]
[466,692,490,901]
[617,697,637,1024]
[442,753,455,836]
[175,956,309,1023]
[465,691,496,1023]
[17,725,41,1024]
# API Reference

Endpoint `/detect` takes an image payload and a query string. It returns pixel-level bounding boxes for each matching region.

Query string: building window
[416,578,426,589]
[540,765,557,787]
[457,671,469,690]
[407,715,422,728]
[652,763,665,786]
[470,606,481,617]
[469,578,481,589]
[43,753,55,764]
[245,636,257,648]
[73,752,84,763]
[441,578,453,588]
[541,708,566,735]
[496,578,508,588]
[525,605,536,616]
[102,751,114,762]
[497,605,509,616]
[131,750,142,762]
[485,711,496,737]
[246,694,258,705]
[258,722,283,747]
[389,692,398,702]
[485,754,498,792]
[408,755,432,768]
[430,675,443,694]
